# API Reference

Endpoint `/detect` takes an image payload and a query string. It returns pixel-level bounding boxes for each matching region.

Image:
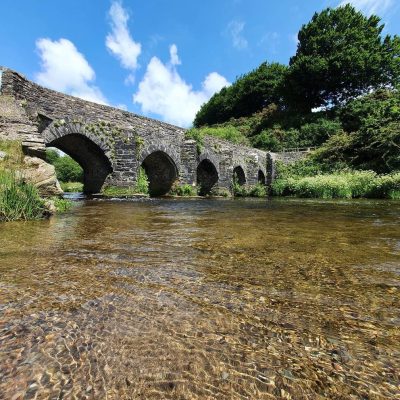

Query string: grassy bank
[272,170,400,199]
[0,140,74,221]
[0,170,45,221]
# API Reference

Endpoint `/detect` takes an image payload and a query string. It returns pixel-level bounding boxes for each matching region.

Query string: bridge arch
[139,145,179,196]
[197,158,219,196]
[42,121,113,193]
[233,165,246,186]
[258,169,266,185]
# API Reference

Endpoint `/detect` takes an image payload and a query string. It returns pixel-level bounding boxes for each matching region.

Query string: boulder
[23,156,63,197]
[0,150,6,160]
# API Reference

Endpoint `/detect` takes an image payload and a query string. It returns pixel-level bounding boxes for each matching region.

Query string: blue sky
[1,0,399,126]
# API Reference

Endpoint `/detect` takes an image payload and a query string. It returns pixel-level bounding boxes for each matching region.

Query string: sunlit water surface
[0,198,399,399]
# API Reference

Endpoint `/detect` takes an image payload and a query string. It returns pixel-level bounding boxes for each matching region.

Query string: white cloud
[133,45,230,127]
[35,38,108,104]
[169,44,181,66]
[106,1,141,75]
[338,0,394,15]
[227,20,248,50]
[259,32,280,55]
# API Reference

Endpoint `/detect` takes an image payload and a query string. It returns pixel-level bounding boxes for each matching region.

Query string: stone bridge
[0,67,285,195]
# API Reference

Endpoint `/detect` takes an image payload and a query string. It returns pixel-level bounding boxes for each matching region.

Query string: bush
[248,184,267,197]
[169,183,198,197]
[134,167,149,194]
[0,170,45,221]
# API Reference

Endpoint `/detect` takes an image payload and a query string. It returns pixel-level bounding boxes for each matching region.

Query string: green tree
[45,148,60,164]
[194,62,287,126]
[54,156,83,182]
[313,89,400,173]
[285,5,400,111]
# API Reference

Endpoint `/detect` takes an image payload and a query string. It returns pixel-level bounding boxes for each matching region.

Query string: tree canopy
[194,62,287,127]
[285,5,400,111]
[46,149,83,182]
[194,4,400,126]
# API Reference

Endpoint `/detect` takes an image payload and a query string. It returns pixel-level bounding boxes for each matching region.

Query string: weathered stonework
[0,67,294,195]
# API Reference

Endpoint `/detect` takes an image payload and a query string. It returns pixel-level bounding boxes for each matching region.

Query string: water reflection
[0,198,399,399]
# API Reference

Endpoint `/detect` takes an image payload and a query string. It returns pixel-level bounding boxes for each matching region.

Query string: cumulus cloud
[338,0,394,15]
[227,20,248,50]
[106,1,141,76]
[35,38,108,104]
[133,44,230,127]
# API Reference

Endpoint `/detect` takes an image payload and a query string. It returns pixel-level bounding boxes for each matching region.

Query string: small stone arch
[258,169,266,185]
[197,159,219,196]
[140,147,179,196]
[233,165,246,186]
[42,120,113,193]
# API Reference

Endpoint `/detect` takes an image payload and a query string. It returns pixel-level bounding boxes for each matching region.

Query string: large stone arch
[139,144,180,196]
[42,120,113,193]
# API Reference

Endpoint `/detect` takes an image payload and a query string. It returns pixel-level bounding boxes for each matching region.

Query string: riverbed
[0,198,399,399]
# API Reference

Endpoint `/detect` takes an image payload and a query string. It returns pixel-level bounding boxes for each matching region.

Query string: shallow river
[0,198,399,399]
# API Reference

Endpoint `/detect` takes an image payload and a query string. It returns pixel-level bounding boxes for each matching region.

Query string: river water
[0,198,399,399]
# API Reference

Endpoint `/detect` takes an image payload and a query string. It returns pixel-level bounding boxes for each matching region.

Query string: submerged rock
[22,156,63,197]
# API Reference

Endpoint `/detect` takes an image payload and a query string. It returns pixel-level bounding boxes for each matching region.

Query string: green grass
[272,171,400,199]
[60,181,84,192]
[0,170,45,221]
[233,182,267,197]
[186,126,250,154]
[0,140,24,170]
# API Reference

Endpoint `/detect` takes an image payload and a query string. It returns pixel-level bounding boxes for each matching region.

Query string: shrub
[232,181,247,197]
[169,182,198,197]
[248,184,267,197]
[134,167,149,194]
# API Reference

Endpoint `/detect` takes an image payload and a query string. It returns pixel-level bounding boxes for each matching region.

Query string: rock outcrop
[22,156,63,197]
